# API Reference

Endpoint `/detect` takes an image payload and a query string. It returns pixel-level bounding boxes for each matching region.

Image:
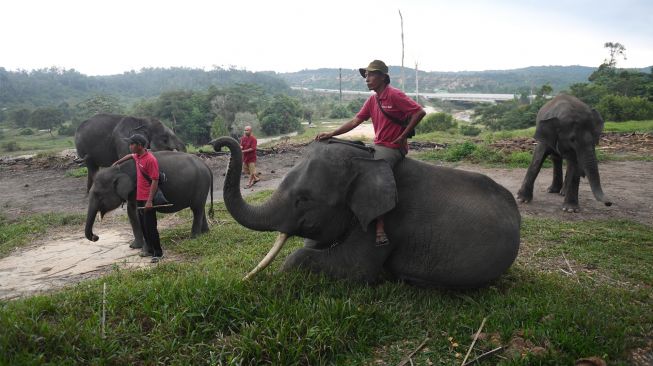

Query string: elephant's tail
[208,164,214,219]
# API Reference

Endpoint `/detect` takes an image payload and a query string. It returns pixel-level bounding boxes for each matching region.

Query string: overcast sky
[3,0,652,76]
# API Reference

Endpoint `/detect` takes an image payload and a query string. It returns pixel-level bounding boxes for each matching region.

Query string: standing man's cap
[359,60,389,78]
[124,133,148,146]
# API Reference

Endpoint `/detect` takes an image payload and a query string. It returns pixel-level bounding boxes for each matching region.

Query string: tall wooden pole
[399,9,405,92]
[339,68,342,103]
[415,61,419,104]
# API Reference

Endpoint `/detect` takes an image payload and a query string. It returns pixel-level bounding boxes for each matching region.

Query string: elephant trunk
[243,233,289,280]
[209,137,284,231]
[581,149,612,206]
[85,201,100,242]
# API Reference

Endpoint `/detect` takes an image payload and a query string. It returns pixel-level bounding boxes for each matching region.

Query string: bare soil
[0,135,651,300]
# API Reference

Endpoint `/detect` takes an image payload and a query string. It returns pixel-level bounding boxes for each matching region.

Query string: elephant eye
[295,196,309,208]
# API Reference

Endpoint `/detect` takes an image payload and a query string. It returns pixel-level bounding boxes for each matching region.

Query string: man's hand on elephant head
[315,132,332,141]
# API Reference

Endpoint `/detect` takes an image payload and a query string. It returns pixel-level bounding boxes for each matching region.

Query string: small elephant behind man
[75,114,186,192]
[84,151,213,252]
[517,94,612,212]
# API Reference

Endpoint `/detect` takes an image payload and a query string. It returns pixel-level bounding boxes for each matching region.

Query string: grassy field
[0,125,75,156]
[1,192,651,365]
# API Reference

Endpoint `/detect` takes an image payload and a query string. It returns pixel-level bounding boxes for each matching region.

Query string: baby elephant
[518,94,612,212]
[84,151,213,249]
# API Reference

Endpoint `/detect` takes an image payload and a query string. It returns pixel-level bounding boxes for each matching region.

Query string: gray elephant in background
[211,137,521,288]
[518,94,612,212]
[84,151,213,252]
[75,114,186,192]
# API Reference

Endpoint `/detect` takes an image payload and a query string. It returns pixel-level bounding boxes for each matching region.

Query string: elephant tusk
[243,233,289,281]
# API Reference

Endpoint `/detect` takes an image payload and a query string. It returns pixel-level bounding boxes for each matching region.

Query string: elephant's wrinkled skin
[211,137,521,288]
[85,151,213,251]
[517,94,612,212]
[75,114,186,192]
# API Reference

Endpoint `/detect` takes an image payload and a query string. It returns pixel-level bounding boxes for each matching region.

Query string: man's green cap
[359,60,388,78]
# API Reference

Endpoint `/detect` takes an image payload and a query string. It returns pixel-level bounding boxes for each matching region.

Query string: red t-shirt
[133,151,159,201]
[240,135,257,164]
[356,85,423,150]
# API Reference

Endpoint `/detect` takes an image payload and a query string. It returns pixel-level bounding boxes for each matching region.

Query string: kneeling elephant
[211,137,521,288]
[84,151,213,252]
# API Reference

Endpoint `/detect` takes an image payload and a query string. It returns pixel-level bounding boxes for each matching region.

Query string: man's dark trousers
[137,200,163,257]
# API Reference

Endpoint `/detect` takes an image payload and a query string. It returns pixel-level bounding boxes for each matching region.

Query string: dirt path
[1,147,651,300]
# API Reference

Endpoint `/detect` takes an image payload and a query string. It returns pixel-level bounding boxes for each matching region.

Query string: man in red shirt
[316,59,426,246]
[112,134,163,262]
[240,126,260,189]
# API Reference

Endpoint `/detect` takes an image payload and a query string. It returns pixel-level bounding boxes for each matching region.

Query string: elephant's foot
[562,203,580,213]
[129,240,143,249]
[547,184,562,194]
[516,189,532,203]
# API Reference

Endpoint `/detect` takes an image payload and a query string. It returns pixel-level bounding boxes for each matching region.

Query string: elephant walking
[211,137,521,288]
[84,151,213,251]
[75,114,186,192]
[517,94,612,212]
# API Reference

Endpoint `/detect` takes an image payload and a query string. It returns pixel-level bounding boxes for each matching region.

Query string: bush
[596,95,653,122]
[459,125,482,136]
[329,104,350,119]
[57,124,76,136]
[19,128,34,135]
[416,112,457,134]
[2,141,20,152]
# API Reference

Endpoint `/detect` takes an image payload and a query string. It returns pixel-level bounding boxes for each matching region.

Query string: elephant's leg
[86,162,99,193]
[560,160,573,197]
[518,143,550,203]
[562,162,581,212]
[127,201,146,249]
[201,212,209,233]
[190,206,206,237]
[547,153,563,193]
[283,229,393,283]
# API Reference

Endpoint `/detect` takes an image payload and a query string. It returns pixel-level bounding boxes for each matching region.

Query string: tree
[604,42,626,68]
[29,107,64,135]
[259,94,303,136]
[75,95,124,120]
[9,108,31,128]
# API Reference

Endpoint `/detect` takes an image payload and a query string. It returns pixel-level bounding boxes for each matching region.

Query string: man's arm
[145,179,158,210]
[315,117,364,140]
[111,154,133,167]
[391,108,426,144]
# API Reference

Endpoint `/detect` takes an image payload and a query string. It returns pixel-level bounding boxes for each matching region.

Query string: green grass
[604,119,653,133]
[0,126,75,156]
[65,167,88,178]
[0,213,86,258]
[1,192,651,365]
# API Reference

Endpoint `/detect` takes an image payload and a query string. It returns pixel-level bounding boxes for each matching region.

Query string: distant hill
[276,65,652,94]
[0,67,290,108]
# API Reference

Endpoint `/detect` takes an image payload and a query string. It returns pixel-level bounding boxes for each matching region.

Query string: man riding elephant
[316,59,426,247]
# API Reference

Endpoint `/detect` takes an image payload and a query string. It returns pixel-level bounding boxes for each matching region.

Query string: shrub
[57,124,76,136]
[416,112,457,134]
[459,125,482,136]
[2,141,20,152]
[19,128,34,136]
[596,95,653,122]
[329,104,350,119]
[446,141,477,161]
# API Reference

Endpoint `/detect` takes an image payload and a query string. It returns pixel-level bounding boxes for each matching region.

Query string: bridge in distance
[292,87,516,103]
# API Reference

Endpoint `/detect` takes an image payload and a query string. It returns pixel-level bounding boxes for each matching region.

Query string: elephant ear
[347,157,398,231]
[591,109,605,144]
[113,172,134,201]
[534,117,560,148]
